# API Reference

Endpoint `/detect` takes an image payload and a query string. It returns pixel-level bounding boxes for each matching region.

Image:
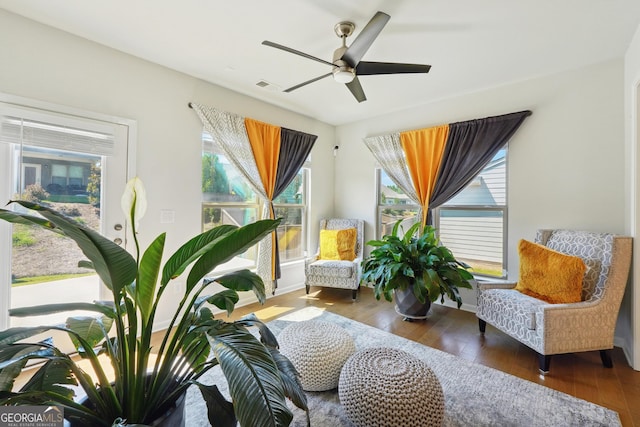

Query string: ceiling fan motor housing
[332,46,355,83]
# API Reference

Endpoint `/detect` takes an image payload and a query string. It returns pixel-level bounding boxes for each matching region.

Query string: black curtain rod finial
[188,102,193,109]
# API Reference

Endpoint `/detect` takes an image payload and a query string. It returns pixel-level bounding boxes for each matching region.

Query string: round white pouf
[278,320,355,391]
[338,347,445,427]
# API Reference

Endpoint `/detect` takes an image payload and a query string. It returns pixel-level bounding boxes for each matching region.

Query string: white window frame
[375,168,420,240]
[272,166,309,264]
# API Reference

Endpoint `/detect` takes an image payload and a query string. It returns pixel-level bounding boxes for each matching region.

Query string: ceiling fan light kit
[262,11,431,102]
[332,62,355,83]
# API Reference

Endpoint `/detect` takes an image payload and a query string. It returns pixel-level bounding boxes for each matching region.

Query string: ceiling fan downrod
[332,21,356,83]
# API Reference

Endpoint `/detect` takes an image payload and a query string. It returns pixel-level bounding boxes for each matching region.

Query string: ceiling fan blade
[342,11,390,67]
[356,61,431,75]
[284,73,333,92]
[345,77,367,103]
[262,40,337,68]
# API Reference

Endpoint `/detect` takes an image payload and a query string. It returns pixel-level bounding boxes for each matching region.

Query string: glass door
[0,100,133,353]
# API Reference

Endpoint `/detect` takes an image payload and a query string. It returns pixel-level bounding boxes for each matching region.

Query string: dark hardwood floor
[17,286,636,424]
[224,286,640,427]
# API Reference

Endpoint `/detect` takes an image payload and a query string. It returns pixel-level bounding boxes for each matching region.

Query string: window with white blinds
[0,104,116,156]
[0,102,126,200]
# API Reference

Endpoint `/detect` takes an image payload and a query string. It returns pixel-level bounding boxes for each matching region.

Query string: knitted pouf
[338,347,445,427]
[278,320,355,391]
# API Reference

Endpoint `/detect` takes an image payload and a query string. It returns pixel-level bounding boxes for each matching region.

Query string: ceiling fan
[262,11,431,103]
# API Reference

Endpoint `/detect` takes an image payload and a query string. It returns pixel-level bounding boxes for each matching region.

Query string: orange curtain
[245,118,281,280]
[245,118,281,203]
[400,124,449,227]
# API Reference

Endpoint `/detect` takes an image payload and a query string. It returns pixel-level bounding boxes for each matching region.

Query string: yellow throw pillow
[319,228,357,261]
[515,239,586,304]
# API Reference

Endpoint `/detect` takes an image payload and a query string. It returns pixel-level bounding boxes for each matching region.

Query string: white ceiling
[2,0,640,126]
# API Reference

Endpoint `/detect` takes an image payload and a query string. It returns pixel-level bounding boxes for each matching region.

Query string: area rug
[185,307,621,426]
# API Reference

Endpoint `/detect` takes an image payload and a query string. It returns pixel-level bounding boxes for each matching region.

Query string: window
[50,163,87,190]
[376,147,507,278]
[377,172,419,238]
[51,164,68,186]
[273,168,307,263]
[201,131,308,271]
[434,148,507,278]
[202,135,259,271]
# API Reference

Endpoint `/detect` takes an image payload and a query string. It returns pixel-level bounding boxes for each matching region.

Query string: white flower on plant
[121,177,147,230]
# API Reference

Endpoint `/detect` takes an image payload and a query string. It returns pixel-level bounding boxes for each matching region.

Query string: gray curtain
[428,110,532,222]
[274,128,315,196]
[271,127,316,283]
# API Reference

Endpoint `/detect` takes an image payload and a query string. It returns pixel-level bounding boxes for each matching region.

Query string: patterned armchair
[476,229,632,374]
[304,218,364,300]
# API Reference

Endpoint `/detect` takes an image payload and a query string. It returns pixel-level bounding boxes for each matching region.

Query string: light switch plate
[160,210,175,224]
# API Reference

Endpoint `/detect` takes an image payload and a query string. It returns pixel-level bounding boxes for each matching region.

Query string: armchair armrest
[540,299,600,312]
[305,253,319,265]
[353,256,363,278]
[536,299,615,353]
[476,280,517,291]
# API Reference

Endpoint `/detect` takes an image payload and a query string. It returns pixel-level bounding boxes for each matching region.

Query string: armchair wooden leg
[351,289,357,300]
[305,285,310,294]
[600,349,613,368]
[478,319,486,333]
[539,354,551,375]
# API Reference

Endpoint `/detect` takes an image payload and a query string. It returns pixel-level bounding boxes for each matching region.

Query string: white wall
[625,22,640,370]
[335,59,631,360]
[0,9,336,326]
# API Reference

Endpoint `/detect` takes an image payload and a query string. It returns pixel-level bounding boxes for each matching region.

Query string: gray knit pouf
[278,320,355,391]
[338,347,445,427]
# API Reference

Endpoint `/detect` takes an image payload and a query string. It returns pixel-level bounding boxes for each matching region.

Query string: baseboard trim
[614,336,637,369]
[434,299,477,313]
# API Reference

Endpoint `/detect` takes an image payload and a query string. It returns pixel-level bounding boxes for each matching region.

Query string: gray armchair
[476,229,632,374]
[304,218,364,300]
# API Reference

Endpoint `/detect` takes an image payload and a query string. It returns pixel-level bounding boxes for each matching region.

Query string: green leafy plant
[361,220,474,308]
[0,178,308,426]
[21,183,50,203]
[87,163,101,207]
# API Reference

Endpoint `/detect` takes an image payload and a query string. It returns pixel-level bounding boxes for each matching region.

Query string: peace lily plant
[0,178,308,426]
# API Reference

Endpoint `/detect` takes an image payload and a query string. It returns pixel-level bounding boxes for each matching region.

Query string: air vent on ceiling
[256,80,282,91]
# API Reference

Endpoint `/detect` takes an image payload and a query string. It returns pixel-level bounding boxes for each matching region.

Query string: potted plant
[0,178,308,427]
[360,220,474,320]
